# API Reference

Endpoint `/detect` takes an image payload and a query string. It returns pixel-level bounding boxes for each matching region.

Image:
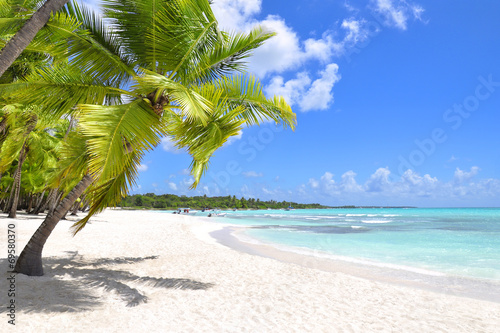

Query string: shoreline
[210,226,500,303]
[1,209,499,332]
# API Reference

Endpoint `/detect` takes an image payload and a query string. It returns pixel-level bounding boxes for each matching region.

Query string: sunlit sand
[1,209,498,332]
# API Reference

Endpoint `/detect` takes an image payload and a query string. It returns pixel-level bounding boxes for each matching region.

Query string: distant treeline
[119,193,333,210]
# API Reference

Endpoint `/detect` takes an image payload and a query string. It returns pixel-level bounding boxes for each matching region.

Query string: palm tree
[2,0,296,276]
[0,0,71,77]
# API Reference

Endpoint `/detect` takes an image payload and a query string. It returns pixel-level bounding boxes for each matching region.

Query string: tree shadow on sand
[0,252,214,312]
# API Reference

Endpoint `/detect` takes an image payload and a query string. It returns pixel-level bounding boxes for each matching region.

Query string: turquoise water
[210,208,500,281]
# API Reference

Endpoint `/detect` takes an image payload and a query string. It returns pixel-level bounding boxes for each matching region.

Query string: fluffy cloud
[249,16,305,77]
[298,64,341,111]
[302,166,498,206]
[266,64,341,112]
[340,170,363,192]
[265,72,311,108]
[454,166,479,184]
[211,1,424,112]
[371,0,425,30]
[308,178,319,189]
[211,0,261,31]
[365,167,392,192]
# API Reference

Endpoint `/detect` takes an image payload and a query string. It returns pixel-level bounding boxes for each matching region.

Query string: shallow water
[207,208,500,281]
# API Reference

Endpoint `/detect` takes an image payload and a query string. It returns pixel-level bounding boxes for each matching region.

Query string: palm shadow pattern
[1,251,214,312]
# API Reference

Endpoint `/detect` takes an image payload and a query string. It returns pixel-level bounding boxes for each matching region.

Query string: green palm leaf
[78,99,165,182]
[188,27,275,84]
[0,63,129,119]
[134,71,213,124]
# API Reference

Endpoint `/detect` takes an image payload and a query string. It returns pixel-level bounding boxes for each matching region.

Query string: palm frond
[102,0,220,75]
[134,71,213,124]
[51,129,89,189]
[56,1,135,84]
[42,10,135,85]
[187,26,275,84]
[71,149,142,234]
[0,63,129,119]
[78,99,165,182]
[166,85,246,187]
[213,75,296,128]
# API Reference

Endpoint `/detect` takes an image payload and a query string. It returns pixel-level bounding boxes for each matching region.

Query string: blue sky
[86,0,500,207]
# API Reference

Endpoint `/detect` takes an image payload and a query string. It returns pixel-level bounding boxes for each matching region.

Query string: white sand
[1,209,499,332]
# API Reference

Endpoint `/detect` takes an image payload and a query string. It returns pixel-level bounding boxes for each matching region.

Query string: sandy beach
[1,209,499,332]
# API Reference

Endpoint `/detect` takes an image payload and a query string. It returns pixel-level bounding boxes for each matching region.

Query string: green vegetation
[1,0,296,276]
[119,193,330,210]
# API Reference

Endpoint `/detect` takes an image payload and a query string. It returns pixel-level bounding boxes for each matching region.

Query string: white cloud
[213,166,497,207]
[168,182,178,191]
[211,0,261,31]
[212,1,345,79]
[265,64,340,112]
[400,169,438,196]
[454,166,479,184]
[365,167,392,192]
[342,18,370,45]
[411,4,425,21]
[340,170,363,192]
[371,0,425,30]
[161,137,184,154]
[303,36,333,62]
[242,171,264,178]
[210,1,424,114]
[301,166,500,206]
[249,15,305,77]
[225,130,243,145]
[265,72,311,107]
[299,64,341,111]
[344,1,359,13]
[320,172,336,192]
[137,164,148,172]
[308,178,319,189]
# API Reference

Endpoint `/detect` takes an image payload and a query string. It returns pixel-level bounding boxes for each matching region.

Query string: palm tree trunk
[33,188,56,215]
[70,199,80,215]
[48,190,63,216]
[8,142,28,218]
[14,174,93,276]
[0,0,71,77]
[3,184,15,213]
[26,193,34,212]
[1,184,12,211]
[30,190,45,214]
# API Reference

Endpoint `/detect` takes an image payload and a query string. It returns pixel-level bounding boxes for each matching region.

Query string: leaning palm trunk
[14,174,93,276]
[8,143,28,218]
[0,0,71,77]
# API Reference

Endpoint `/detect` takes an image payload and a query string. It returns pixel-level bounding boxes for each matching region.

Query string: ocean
[206,208,500,282]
